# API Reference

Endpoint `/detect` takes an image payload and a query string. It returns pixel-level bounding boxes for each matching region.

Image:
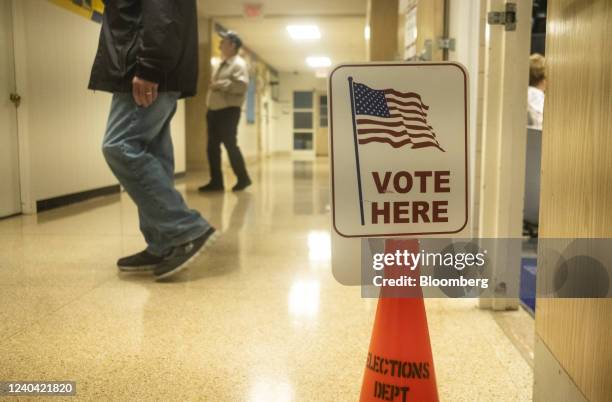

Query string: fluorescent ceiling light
[306,56,331,68]
[364,25,371,40]
[287,25,321,40]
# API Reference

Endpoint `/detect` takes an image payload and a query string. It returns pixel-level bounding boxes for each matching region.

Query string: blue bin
[520,257,537,314]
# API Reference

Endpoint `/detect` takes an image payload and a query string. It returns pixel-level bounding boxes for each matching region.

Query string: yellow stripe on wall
[91,0,104,14]
[48,0,104,22]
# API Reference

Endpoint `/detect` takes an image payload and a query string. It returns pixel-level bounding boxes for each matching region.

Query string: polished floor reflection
[0,157,533,401]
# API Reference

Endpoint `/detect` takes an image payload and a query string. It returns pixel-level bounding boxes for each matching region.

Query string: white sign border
[329,62,469,238]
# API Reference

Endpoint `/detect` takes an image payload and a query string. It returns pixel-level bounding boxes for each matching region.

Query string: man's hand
[210,79,230,91]
[132,76,159,107]
[209,80,222,90]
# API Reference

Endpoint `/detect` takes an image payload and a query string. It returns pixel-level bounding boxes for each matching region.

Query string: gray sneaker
[154,227,217,280]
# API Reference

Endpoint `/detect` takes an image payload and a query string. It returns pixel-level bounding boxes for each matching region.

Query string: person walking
[198,31,252,193]
[89,0,215,280]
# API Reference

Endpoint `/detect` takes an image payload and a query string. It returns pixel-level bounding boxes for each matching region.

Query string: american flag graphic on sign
[349,80,445,152]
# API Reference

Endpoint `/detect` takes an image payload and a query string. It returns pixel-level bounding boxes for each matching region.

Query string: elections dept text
[372,250,487,271]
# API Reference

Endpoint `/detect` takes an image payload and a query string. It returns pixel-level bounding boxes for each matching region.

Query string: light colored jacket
[208,55,249,110]
[527,86,544,130]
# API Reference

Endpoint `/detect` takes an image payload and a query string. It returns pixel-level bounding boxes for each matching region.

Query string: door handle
[9,93,21,108]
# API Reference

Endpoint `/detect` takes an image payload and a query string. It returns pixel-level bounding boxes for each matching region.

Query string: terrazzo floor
[0,157,533,401]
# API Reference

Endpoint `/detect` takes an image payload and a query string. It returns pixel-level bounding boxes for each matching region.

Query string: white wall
[448,0,481,236]
[14,0,186,208]
[233,68,279,161]
[259,69,278,157]
[448,0,480,151]
[235,105,259,159]
[274,72,327,153]
[172,101,186,171]
[221,71,273,163]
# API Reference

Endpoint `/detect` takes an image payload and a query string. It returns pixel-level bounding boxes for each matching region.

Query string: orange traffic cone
[360,239,439,402]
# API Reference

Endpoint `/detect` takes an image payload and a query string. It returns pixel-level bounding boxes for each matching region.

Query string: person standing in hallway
[198,31,252,193]
[88,0,215,280]
[527,53,546,130]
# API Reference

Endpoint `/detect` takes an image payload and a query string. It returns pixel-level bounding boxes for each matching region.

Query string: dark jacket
[88,0,199,98]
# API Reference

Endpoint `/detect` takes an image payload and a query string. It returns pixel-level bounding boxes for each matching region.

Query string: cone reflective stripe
[360,239,439,402]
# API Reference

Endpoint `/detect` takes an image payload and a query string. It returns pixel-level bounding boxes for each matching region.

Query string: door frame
[291,89,316,158]
[0,0,21,217]
[10,0,34,214]
[477,0,533,310]
[314,91,329,157]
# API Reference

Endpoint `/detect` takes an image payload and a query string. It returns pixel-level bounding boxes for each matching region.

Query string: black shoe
[117,250,163,272]
[198,183,224,192]
[154,227,217,280]
[232,179,252,192]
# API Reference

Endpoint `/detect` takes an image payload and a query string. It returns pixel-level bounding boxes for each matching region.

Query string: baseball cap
[219,30,243,49]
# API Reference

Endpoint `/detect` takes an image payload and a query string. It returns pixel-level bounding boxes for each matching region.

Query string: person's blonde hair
[529,53,546,87]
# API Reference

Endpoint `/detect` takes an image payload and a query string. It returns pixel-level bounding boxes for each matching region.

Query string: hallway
[0,157,532,401]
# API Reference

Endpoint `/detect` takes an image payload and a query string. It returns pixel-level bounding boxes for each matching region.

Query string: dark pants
[206,107,250,186]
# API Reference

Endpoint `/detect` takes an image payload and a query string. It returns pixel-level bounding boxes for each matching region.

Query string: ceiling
[197,0,368,73]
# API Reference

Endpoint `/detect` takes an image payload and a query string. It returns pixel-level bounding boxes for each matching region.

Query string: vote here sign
[329,63,469,237]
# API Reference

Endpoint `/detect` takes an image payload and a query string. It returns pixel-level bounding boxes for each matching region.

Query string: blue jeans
[102,92,210,257]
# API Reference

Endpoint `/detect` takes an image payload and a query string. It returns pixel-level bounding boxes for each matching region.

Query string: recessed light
[287,25,321,40]
[306,56,331,68]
